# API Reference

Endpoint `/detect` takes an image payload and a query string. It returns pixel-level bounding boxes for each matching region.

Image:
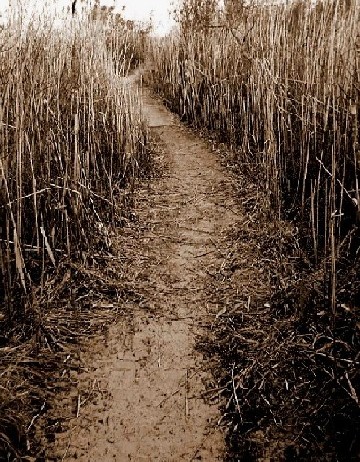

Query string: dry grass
[148,0,360,459]
[0,7,151,459]
[148,0,359,263]
[0,10,149,317]
[196,161,360,460]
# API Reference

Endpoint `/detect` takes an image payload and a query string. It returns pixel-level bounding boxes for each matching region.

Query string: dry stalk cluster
[149,0,359,264]
[0,10,150,459]
[198,171,360,461]
[148,0,360,459]
[0,13,149,318]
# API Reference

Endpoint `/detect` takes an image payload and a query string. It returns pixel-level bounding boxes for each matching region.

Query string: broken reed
[0,13,149,319]
[149,0,360,296]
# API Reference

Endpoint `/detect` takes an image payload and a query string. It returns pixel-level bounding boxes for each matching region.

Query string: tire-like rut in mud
[54,78,242,461]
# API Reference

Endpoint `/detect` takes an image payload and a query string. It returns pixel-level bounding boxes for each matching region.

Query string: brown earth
[45,73,255,461]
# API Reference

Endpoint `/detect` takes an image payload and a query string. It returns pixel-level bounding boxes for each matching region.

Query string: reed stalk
[148,0,360,310]
[0,7,149,321]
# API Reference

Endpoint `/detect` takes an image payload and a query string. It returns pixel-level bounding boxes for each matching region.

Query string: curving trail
[49,73,243,461]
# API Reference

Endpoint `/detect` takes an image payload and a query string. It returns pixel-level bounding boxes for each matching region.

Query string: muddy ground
[40,74,257,461]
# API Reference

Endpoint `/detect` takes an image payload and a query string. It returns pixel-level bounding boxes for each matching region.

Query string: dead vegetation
[148,0,360,459]
[0,6,151,460]
[200,165,360,460]
[1,0,359,459]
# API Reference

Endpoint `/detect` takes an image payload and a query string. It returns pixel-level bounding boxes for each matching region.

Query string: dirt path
[49,75,243,461]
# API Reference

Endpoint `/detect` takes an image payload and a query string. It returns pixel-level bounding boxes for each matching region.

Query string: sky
[0,0,177,35]
[119,0,176,35]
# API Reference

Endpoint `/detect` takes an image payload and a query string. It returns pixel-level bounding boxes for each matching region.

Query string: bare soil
[42,71,360,462]
[44,74,254,461]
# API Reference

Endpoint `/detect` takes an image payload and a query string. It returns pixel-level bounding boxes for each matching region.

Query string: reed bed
[148,0,359,459]
[149,0,359,262]
[0,8,150,458]
[0,11,149,318]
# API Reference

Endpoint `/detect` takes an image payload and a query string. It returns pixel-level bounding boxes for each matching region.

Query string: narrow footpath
[49,75,244,461]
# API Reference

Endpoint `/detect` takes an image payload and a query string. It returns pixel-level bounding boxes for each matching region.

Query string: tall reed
[147,1,360,457]
[149,0,359,264]
[0,9,149,322]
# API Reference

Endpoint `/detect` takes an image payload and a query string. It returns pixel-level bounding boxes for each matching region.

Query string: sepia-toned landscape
[0,1,359,460]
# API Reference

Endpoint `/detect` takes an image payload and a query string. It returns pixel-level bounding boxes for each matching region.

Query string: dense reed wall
[148,1,360,459]
[0,9,151,459]
[149,0,360,272]
[0,15,149,319]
